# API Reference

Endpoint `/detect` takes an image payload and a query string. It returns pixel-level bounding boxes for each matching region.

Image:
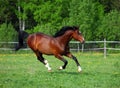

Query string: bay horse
[15,26,85,72]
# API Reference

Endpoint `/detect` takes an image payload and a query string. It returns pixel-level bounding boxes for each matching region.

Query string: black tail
[15,30,29,51]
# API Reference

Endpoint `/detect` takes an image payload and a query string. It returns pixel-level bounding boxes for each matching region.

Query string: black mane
[54,26,78,37]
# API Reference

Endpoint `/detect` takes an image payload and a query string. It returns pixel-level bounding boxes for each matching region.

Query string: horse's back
[27,33,54,54]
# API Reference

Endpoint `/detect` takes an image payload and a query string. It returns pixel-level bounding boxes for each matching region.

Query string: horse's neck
[55,33,72,45]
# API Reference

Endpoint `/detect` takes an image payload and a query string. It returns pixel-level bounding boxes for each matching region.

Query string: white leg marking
[44,60,48,64]
[59,66,63,70]
[78,66,82,72]
[44,60,51,71]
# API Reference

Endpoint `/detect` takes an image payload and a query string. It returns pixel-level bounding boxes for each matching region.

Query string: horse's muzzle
[81,40,85,44]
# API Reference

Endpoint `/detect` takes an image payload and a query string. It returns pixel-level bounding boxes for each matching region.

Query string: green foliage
[97,10,120,40]
[32,0,62,35]
[68,0,104,40]
[32,24,54,35]
[0,23,17,42]
[0,0,120,41]
[99,0,120,12]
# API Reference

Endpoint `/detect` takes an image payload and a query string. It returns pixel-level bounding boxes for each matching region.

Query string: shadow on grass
[54,71,81,75]
[44,70,119,76]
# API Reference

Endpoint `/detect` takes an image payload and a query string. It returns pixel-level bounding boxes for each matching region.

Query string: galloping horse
[16,26,85,72]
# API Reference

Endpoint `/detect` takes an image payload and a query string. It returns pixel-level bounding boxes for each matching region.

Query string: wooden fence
[0,40,120,58]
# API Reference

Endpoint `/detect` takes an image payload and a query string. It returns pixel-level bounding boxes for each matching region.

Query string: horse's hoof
[48,68,52,72]
[78,66,82,72]
[58,66,63,70]
[48,70,52,72]
[78,69,82,72]
[78,70,82,73]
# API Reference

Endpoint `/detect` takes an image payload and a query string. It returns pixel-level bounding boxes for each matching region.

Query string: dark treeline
[0,0,120,42]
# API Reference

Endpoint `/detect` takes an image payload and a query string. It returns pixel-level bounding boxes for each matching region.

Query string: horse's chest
[50,40,69,55]
[54,45,69,55]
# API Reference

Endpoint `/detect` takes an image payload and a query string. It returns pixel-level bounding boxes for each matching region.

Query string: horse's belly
[37,44,53,55]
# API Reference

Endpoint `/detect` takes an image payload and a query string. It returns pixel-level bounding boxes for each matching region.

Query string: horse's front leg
[66,53,82,72]
[55,54,68,70]
[72,55,82,72]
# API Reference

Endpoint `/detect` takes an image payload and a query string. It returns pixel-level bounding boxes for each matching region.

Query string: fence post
[77,42,79,52]
[82,44,84,52]
[104,38,106,58]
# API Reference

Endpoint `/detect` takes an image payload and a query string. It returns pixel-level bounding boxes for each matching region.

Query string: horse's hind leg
[35,51,51,71]
[55,54,68,70]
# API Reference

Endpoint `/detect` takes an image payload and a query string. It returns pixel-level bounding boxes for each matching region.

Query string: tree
[32,0,63,35]
[0,0,120,42]
[0,0,18,43]
[0,23,17,42]
[68,0,104,40]
[99,0,120,13]
[0,0,17,25]
[97,10,120,40]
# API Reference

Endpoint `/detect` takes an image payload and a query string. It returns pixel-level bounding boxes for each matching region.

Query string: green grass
[0,53,120,88]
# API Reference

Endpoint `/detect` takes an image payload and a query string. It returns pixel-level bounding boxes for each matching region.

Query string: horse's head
[72,26,85,44]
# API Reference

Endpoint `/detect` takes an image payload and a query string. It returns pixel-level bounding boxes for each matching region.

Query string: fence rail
[0,40,120,58]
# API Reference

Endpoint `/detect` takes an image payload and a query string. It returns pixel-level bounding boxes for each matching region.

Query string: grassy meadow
[0,52,120,88]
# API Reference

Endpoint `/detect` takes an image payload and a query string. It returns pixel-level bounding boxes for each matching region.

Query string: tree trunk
[18,1,25,31]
